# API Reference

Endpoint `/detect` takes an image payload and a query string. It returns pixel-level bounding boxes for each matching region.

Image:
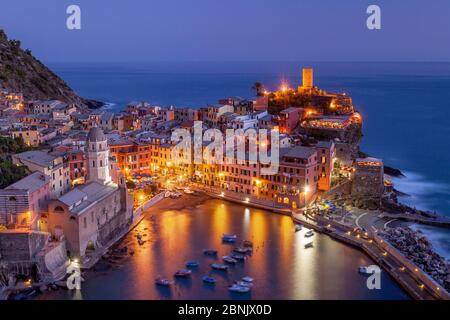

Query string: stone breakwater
[382,227,450,291]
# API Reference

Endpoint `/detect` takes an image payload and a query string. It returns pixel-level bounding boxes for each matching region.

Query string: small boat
[186,261,200,268]
[242,276,254,283]
[202,276,216,284]
[358,266,372,275]
[233,247,249,254]
[174,269,192,278]
[235,281,253,288]
[184,189,195,194]
[155,277,172,287]
[222,234,237,243]
[230,253,246,261]
[211,263,228,271]
[164,191,171,198]
[295,225,303,232]
[223,256,238,264]
[228,284,250,293]
[304,242,313,249]
[305,230,314,238]
[203,249,218,256]
[242,240,253,248]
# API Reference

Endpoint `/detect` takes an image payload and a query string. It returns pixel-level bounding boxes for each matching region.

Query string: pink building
[275,107,304,134]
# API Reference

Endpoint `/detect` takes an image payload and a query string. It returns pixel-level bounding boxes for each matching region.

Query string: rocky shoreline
[382,227,450,291]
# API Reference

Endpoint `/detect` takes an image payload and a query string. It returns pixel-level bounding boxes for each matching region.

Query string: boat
[222,234,237,243]
[186,261,200,268]
[155,277,172,287]
[304,242,313,249]
[174,269,192,278]
[228,284,251,293]
[184,188,195,194]
[202,276,216,284]
[305,230,314,238]
[211,263,228,271]
[242,240,253,248]
[164,191,171,198]
[223,256,238,264]
[203,249,218,256]
[242,276,253,283]
[358,266,372,275]
[230,253,246,261]
[295,225,303,232]
[235,281,253,288]
[233,247,249,254]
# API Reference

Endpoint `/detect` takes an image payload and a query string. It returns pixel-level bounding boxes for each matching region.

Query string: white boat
[242,276,254,283]
[235,281,253,288]
[295,225,303,232]
[304,242,313,249]
[164,191,171,198]
[222,234,237,242]
[184,188,194,194]
[228,284,251,293]
[305,230,314,238]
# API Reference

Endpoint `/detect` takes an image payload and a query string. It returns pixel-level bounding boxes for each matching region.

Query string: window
[92,161,96,167]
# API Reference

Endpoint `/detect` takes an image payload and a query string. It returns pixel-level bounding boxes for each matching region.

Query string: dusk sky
[1,0,449,62]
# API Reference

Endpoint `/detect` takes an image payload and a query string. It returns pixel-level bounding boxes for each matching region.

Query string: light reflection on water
[36,199,408,300]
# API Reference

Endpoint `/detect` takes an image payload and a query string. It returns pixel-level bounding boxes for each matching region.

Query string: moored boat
[222,234,237,243]
[202,276,216,284]
[230,253,246,261]
[203,249,218,256]
[155,277,172,287]
[223,256,238,264]
[242,276,254,283]
[235,280,253,288]
[211,263,228,271]
[304,242,313,249]
[186,261,200,268]
[295,225,303,232]
[305,230,314,238]
[174,269,192,278]
[228,284,251,293]
[358,266,372,275]
[233,247,250,254]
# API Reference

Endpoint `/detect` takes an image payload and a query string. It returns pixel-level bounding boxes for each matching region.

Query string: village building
[46,127,132,259]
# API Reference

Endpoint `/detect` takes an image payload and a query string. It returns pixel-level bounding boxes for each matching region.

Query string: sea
[51,61,450,260]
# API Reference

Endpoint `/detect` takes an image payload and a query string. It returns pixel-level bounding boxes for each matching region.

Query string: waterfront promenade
[190,185,448,300]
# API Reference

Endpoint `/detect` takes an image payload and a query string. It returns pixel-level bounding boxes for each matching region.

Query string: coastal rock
[382,227,450,291]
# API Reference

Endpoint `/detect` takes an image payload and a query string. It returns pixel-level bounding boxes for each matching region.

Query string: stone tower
[86,127,111,185]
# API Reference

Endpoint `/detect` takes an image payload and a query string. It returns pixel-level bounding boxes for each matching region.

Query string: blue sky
[1,0,449,62]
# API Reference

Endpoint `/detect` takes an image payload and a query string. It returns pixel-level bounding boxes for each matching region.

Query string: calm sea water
[37,199,408,300]
[50,61,450,259]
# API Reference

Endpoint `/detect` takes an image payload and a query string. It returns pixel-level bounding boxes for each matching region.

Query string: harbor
[32,196,408,300]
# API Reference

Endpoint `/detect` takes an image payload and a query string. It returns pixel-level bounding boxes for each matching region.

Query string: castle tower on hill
[302,68,313,89]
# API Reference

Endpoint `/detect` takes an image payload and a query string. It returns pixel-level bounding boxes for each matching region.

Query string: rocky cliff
[0,30,103,108]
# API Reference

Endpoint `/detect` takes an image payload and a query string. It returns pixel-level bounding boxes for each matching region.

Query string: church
[47,127,133,260]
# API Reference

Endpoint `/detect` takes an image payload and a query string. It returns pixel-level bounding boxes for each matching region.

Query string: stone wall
[0,231,48,262]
